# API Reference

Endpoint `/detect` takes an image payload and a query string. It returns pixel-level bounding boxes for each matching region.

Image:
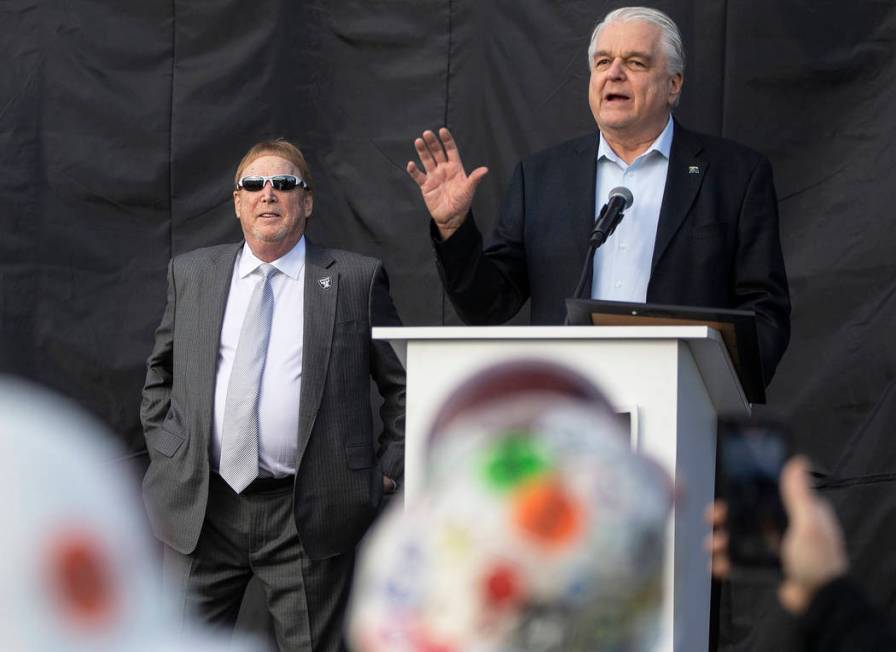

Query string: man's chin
[597,111,635,131]
[251,228,288,244]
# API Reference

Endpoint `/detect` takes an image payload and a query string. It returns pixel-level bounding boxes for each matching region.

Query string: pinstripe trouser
[163,472,355,652]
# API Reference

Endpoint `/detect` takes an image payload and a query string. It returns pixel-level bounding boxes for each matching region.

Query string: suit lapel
[297,241,337,462]
[651,121,708,271]
[197,243,241,442]
[570,135,601,266]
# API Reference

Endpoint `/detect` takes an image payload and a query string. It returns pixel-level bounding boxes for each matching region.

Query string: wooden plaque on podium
[566,298,765,403]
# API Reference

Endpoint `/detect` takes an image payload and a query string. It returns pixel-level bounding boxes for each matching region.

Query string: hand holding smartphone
[717,416,792,573]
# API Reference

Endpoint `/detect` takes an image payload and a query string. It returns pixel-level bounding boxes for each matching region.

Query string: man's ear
[668,73,683,105]
[304,192,314,219]
[233,190,241,219]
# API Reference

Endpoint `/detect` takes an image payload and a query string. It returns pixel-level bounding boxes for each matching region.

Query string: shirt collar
[238,236,306,280]
[597,115,675,164]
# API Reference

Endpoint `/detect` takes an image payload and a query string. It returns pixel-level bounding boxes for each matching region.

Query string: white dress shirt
[211,239,306,478]
[592,116,673,302]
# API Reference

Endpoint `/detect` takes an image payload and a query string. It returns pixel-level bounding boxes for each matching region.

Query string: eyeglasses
[236,175,309,192]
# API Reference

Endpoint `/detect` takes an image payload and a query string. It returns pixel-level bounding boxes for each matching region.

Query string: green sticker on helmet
[482,431,550,490]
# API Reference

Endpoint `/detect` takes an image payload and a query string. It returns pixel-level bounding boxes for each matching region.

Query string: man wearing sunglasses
[141,139,406,652]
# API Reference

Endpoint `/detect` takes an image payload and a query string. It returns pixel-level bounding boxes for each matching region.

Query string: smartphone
[717,416,792,570]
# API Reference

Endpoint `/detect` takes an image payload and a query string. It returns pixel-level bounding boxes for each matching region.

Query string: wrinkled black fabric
[802,577,896,651]
[2,2,896,649]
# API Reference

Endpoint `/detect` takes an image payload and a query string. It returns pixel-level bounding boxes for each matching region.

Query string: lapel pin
[318,276,332,289]
[688,165,700,174]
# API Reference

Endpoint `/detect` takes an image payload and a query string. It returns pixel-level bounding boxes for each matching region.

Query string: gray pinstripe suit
[140,239,405,650]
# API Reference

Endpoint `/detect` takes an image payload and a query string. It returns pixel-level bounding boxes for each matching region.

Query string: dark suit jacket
[140,240,405,561]
[434,120,791,383]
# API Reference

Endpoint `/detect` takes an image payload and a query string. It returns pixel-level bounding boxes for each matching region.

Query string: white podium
[374,325,750,652]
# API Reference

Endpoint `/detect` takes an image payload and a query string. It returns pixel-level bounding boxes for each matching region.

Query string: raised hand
[407,127,488,240]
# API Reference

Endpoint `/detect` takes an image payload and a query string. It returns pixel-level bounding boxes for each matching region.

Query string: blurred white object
[348,361,672,652]
[0,376,262,652]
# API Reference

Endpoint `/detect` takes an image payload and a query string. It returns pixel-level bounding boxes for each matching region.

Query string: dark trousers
[164,473,355,652]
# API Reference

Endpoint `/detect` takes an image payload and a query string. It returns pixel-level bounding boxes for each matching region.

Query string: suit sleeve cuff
[431,213,485,295]
[431,213,481,259]
[378,445,405,484]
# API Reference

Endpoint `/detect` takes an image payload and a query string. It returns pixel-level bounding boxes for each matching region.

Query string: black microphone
[590,186,634,247]
[569,186,635,303]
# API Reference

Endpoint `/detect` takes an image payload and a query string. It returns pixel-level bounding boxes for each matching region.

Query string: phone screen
[718,417,791,569]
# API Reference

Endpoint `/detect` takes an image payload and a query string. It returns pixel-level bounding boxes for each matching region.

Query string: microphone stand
[571,202,617,301]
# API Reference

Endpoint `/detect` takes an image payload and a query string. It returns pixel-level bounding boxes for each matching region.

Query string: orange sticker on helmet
[512,480,583,548]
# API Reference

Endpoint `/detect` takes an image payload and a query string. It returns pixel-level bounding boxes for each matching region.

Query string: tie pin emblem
[318,276,332,289]
[688,166,700,174]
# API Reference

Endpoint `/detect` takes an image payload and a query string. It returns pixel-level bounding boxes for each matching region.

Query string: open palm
[407,128,488,239]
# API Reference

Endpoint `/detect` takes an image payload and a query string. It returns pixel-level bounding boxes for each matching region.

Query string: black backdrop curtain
[2,1,895,648]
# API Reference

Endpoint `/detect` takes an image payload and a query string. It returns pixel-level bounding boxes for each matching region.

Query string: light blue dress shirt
[592,117,674,302]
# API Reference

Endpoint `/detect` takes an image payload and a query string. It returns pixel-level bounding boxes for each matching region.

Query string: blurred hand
[705,500,731,579]
[777,456,848,614]
[383,475,397,494]
[406,128,488,240]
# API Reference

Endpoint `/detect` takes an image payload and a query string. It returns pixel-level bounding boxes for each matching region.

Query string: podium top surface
[374,325,749,412]
[373,325,722,342]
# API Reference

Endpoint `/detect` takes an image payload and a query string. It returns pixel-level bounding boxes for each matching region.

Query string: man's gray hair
[586,6,686,77]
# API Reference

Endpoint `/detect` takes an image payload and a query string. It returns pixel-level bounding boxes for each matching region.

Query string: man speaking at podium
[408,6,790,384]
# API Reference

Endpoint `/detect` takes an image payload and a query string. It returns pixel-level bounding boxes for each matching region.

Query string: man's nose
[261,181,277,200]
[608,58,626,79]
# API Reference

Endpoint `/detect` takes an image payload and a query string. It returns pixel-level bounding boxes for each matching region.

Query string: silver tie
[219,263,278,493]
